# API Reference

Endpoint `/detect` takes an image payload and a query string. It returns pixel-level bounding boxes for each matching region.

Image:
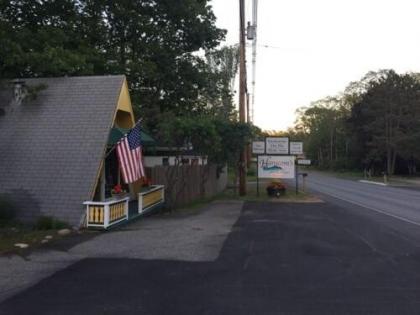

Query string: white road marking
[359,180,388,186]
[318,190,420,228]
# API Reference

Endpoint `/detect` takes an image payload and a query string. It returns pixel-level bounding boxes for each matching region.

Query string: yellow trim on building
[113,78,143,195]
[115,79,135,128]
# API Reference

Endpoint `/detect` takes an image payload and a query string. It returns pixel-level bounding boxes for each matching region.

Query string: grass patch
[160,175,321,217]
[0,215,72,255]
[0,225,65,254]
[318,170,364,179]
[221,182,317,203]
[172,180,320,214]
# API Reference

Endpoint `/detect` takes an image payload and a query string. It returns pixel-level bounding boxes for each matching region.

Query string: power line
[246,43,283,49]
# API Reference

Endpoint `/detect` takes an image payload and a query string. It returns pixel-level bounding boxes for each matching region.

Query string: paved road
[305,171,420,226]
[3,196,420,314]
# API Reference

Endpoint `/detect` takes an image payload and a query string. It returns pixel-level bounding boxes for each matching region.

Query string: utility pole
[246,92,252,169]
[238,0,247,196]
[251,0,258,122]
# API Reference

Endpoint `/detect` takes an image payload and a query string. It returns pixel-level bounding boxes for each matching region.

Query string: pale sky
[210,0,420,131]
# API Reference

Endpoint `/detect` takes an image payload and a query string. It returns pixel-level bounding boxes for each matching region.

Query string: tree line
[290,69,420,175]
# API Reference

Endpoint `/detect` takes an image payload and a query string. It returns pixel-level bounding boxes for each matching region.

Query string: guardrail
[83,197,129,229]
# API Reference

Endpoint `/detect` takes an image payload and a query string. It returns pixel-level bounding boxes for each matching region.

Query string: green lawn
[312,169,364,179]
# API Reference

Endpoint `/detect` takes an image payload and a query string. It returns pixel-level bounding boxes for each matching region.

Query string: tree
[0,0,98,78]
[349,70,420,175]
[156,115,255,202]
[294,96,348,168]
[0,0,226,131]
[204,45,239,119]
[291,69,420,174]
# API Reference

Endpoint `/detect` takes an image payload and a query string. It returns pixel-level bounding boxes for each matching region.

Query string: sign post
[257,160,260,197]
[252,141,266,197]
[289,141,303,195]
[295,160,298,195]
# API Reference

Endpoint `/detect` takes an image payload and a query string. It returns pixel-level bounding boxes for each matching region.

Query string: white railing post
[104,204,110,229]
[85,205,90,226]
[138,195,143,214]
[125,199,129,219]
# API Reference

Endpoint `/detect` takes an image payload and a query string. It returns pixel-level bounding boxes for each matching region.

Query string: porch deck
[84,185,165,229]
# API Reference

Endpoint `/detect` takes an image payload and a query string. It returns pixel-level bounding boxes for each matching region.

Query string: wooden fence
[145,164,227,209]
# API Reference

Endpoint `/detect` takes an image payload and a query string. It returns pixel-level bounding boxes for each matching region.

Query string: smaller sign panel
[265,137,289,154]
[252,141,265,154]
[258,155,295,179]
[290,141,303,155]
[297,159,311,165]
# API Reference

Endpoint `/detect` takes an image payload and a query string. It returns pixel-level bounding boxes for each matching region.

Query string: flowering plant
[266,181,286,190]
[266,181,286,197]
[111,184,126,195]
[142,177,152,187]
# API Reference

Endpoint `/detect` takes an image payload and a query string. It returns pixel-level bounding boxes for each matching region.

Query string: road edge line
[359,180,388,186]
[321,191,420,227]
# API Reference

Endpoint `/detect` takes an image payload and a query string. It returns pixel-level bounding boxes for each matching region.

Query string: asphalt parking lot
[2,200,420,314]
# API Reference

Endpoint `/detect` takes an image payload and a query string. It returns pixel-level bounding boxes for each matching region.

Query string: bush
[34,216,69,230]
[247,167,256,177]
[0,195,17,226]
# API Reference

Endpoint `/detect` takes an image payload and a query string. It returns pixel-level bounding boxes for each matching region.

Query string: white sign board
[265,137,289,154]
[290,141,303,155]
[252,141,265,154]
[258,155,295,179]
[297,159,311,165]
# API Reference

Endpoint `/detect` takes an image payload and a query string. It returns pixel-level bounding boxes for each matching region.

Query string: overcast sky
[210,0,420,131]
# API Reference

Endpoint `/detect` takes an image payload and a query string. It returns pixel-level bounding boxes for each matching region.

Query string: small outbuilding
[0,75,162,227]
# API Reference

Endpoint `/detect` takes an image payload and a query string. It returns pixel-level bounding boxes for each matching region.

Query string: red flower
[142,177,152,187]
[113,184,122,194]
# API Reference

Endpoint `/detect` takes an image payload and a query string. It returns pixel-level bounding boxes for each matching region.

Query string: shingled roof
[0,75,126,226]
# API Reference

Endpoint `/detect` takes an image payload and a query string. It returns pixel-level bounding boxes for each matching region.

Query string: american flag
[116,123,146,184]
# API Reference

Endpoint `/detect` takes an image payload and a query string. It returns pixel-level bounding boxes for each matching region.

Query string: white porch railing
[83,197,129,229]
[138,185,165,214]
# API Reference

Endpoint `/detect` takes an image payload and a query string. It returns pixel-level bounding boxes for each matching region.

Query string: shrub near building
[0,195,17,227]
